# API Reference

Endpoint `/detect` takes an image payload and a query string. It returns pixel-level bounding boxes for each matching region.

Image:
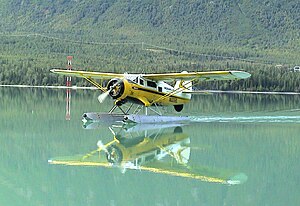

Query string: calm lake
[1,87,300,206]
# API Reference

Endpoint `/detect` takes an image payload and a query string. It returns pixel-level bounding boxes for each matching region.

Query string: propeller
[97,90,110,103]
[97,79,122,103]
[97,140,108,153]
[96,127,117,154]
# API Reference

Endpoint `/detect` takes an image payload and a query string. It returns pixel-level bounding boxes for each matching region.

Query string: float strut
[108,105,118,114]
[118,106,127,115]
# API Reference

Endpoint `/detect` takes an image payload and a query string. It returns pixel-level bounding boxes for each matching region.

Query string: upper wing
[142,71,251,82]
[50,69,125,80]
[48,154,244,184]
[51,69,251,81]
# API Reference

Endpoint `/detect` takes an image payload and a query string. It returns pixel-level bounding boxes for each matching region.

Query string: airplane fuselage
[106,128,189,166]
[107,76,191,111]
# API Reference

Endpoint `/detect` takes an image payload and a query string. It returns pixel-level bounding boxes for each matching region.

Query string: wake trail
[188,115,300,123]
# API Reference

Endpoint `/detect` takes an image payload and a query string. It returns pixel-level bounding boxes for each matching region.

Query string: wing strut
[84,76,107,93]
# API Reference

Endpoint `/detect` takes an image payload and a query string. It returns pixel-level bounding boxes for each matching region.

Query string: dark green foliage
[0,0,299,91]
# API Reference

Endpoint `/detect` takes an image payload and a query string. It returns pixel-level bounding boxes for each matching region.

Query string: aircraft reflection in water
[48,124,247,185]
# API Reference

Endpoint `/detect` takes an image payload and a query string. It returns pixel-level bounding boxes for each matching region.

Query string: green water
[1,87,300,206]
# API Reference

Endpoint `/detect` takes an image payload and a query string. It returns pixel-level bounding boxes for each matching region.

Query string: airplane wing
[51,69,250,82]
[142,71,251,82]
[50,69,125,79]
[48,155,247,185]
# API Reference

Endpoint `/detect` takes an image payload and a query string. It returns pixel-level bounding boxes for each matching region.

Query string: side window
[147,81,157,88]
[158,87,162,92]
[139,79,144,85]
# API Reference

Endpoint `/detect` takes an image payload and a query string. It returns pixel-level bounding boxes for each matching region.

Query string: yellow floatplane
[51,69,250,123]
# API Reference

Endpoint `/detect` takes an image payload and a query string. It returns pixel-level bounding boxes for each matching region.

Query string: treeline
[1,35,300,92]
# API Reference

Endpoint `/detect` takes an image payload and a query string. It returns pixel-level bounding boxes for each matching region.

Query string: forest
[0,0,300,91]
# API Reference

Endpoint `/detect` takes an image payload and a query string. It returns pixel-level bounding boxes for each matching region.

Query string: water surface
[1,87,299,205]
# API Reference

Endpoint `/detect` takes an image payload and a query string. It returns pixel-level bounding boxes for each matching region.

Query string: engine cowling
[106,78,125,99]
[106,145,123,164]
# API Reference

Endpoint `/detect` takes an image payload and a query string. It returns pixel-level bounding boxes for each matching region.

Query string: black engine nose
[106,145,123,164]
[106,78,125,99]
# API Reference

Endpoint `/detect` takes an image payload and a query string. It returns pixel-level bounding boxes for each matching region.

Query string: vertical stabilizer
[174,72,192,100]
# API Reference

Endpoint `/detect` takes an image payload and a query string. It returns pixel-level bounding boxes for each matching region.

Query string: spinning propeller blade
[97,140,108,153]
[97,91,110,103]
[97,79,122,103]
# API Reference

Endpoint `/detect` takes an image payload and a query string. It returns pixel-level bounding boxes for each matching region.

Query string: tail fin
[174,71,192,91]
[174,79,192,91]
[174,74,192,100]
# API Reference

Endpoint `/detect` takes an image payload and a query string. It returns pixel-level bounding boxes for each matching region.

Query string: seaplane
[48,124,247,184]
[50,68,251,123]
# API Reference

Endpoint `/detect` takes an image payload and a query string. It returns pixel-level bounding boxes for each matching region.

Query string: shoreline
[1,84,300,95]
[196,90,300,95]
[0,84,98,90]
